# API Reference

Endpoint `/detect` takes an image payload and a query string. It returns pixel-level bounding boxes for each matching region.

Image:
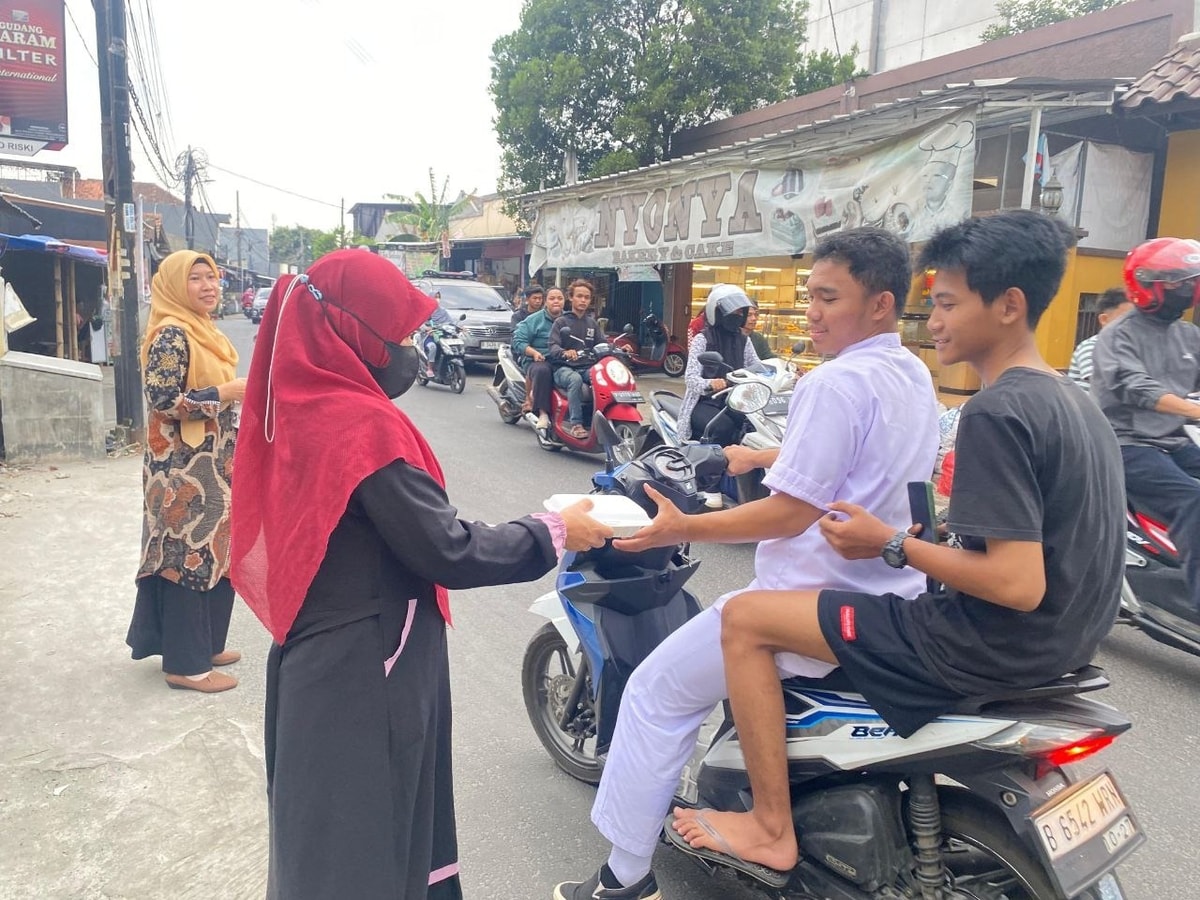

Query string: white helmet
[704,283,753,326]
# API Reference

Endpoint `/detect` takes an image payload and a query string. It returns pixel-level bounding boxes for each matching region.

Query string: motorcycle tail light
[604,358,632,386]
[974,723,1116,767]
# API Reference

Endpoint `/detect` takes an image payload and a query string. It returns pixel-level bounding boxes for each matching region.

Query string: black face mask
[366,343,419,399]
[1154,284,1198,322]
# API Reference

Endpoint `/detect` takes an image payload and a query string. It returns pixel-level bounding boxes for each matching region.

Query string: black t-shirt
[896,368,1124,694]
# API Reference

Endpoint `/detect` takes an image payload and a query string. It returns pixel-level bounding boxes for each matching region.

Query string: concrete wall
[805,0,1002,72]
[0,352,106,463]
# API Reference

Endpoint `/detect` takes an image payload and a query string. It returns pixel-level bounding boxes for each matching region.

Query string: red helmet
[1123,237,1200,312]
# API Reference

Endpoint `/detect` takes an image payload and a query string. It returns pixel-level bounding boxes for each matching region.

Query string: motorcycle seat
[652,391,683,419]
[780,665,1110,716]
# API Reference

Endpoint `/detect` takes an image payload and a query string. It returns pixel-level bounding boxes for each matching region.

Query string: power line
[65,3,97,67]
[205,162,343,210]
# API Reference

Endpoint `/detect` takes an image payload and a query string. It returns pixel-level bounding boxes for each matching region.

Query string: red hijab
[230,250,447,644]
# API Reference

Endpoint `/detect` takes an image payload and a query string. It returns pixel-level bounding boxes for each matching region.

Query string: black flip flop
[663,812,792,889]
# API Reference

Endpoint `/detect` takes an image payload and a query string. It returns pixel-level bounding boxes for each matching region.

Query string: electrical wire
[205,162,343,210]
[64,2,98,68]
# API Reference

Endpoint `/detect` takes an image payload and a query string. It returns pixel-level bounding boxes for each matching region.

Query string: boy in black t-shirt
[667,210,1126,877]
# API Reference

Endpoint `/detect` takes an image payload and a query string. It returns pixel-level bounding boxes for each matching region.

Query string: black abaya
[264,459,557,900]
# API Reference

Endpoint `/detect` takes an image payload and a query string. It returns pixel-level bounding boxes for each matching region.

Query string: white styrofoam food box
[542,493,653,538]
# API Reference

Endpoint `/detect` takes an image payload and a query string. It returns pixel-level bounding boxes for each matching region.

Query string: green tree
[269,224,342,270]
[385,169,477,242]
[492,0,858,200]
[793,44,868,97]
[981,0,1127,41]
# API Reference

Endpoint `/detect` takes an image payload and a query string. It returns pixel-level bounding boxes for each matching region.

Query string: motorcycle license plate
[612,391,644,404]
[1030,771,1143,897]
[481,341,503,350]
[441,340,464,351]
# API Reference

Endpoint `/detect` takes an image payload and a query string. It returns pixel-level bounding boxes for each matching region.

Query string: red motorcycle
[612,314,686,378]
[537,344,645,462]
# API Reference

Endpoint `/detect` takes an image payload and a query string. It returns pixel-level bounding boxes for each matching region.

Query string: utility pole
[182,146,196,250]
[235,190,243,287]
[95,0,144,439]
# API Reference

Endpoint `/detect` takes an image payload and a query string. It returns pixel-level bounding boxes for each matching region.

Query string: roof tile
[1122,38,1200,108]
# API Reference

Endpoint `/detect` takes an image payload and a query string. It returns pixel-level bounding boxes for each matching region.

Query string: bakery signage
[529,110,976,273]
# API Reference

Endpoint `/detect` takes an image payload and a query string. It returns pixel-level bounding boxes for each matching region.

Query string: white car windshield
[430,281,508,311]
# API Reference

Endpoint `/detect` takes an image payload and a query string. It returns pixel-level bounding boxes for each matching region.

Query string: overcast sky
[50,0,526,233]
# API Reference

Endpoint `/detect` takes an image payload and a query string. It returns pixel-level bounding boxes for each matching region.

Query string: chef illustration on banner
[910,118,976,238]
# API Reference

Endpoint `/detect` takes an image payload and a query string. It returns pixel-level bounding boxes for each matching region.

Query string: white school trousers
[590,599,834,858]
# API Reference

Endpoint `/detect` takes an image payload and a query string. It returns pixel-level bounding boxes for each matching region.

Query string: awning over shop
[521,78,1129,273]
[0,232,107,266]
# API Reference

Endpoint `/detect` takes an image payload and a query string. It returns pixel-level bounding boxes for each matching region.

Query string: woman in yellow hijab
[126,251,247,693]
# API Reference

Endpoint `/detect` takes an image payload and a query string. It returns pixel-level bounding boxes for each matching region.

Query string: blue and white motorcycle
[522,416,1142,900]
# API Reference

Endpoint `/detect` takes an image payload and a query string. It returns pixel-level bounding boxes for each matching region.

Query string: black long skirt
[264,593,462,900]
[126,575,234,676]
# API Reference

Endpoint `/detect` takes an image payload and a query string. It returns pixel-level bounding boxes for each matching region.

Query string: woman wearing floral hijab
[126,251,246,693]
[230,250,608,900]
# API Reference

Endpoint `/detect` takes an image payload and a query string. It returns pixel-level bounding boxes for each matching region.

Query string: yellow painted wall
[1158,130,1200,239]
[1036,251,1125,370]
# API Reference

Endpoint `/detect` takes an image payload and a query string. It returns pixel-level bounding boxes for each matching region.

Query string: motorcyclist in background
[513,286,566,430]
[548,279,602,439]
[420,295,456,378]
[677,284,763,444]
[1092,237,1200,629]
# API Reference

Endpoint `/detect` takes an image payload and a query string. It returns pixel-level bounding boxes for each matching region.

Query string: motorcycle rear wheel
[663,351,685,377]
[930,790,1112,899]
[612,422,640,464]
[498,398,521,425]
[522,622,601,785]
[448,363,466,394]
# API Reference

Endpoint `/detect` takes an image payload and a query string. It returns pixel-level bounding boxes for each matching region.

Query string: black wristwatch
[881,530,910,569]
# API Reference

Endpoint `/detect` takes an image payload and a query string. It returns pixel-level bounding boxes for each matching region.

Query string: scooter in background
[612,314,687,377]
[415,320,467,394]
[644,350,795,506]
[537,338,646,463]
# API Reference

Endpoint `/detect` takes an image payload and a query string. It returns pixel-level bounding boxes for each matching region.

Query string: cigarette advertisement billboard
[0,0,67,155]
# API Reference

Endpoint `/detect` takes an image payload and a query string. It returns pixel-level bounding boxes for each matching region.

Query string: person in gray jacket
[1092,237,1200,624]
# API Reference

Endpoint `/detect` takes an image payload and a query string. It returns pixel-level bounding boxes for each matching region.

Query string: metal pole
[1020,106,1043,210]
[136,195,146,330]
[98,0,144,437]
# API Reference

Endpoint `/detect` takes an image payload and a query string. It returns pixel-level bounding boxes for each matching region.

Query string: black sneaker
[553,864,661,900]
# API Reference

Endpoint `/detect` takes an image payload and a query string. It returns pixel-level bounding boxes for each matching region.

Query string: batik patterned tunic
[137,325,236,591]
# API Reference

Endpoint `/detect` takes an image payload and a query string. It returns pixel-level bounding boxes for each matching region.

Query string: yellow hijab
[141,251,239,447]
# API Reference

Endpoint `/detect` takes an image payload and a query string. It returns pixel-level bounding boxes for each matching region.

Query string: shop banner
[0,0,67,155]
[530,110,976,273]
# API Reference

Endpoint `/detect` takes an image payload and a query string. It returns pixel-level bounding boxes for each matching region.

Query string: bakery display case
[690,257,823,369]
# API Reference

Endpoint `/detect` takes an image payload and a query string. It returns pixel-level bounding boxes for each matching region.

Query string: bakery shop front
[523,104,979,382]
[521,78,1147,401]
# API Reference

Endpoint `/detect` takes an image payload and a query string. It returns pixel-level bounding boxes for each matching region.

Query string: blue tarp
[0,232,107,267]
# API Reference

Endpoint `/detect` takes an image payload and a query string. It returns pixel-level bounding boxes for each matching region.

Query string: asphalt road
[221,315,1199,900]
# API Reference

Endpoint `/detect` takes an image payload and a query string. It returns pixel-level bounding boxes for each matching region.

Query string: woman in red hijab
[230,250,608,900]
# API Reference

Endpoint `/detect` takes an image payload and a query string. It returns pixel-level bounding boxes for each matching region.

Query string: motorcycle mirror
[593,412,620,473]
[459,313,468,321]
[622,323,634,333]
[791,340,809,355]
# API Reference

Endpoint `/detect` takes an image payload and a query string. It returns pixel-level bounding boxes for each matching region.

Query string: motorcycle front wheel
[448,362,466,394]
[522,622,601,785]
[929,791,1116,899]
[663,351,685,377]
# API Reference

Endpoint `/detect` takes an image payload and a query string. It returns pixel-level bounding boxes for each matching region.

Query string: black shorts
[817,589,963,738]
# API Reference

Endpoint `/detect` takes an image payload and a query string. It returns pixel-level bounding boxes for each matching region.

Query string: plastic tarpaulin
[0,232,108,266]
[1048,142,1152,252]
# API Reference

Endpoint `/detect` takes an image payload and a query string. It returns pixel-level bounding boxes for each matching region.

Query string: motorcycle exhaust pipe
[485,385,503,407]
